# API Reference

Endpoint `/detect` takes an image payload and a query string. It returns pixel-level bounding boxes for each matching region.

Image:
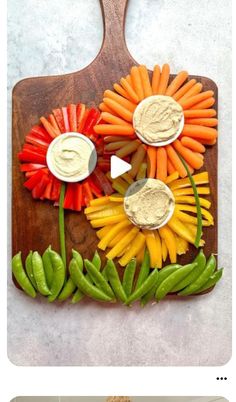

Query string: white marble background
[8,0,231,366]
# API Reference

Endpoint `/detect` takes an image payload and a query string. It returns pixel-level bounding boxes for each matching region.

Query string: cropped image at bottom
[10,397,227,402]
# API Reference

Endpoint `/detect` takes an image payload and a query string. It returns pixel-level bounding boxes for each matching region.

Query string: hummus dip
[47,133,95,181]
[124,178,175,229]
[133,95,183,144]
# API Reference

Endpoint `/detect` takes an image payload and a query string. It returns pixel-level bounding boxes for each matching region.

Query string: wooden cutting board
[12,0,217,281]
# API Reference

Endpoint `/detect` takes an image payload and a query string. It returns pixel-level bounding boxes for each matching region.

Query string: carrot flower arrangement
[94,64,218,180]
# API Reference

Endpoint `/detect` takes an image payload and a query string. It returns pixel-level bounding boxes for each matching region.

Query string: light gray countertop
[8,0,232,366]
[11,397,227,402]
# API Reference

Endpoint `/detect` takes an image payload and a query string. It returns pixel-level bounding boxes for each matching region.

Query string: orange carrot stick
[181,124,217,141]
[104,90,136,112]
[113,83,134,102]
[94,124,135,136]
[200,137,217,145]
[178,90,214,110]
[147,146,157,178]
[156,147,167,181]
[40,116,59,138]
[48,114,61,134]
[165,71,188,96]
[157,63,170,95]
[104,135,132,143]
[130,66,145,101]
[178,82,203,102]
[180,137,206,153]
[100,112,131,126]
[152,64,161,95]
[166,145,187,178]
[138,65,153,98]
[103,98,133,122]
[120,77,139,103]
[172,79,196,100]
[99,102,119,116]
[167,158,176,175]
[185,117,218,127]
[191,97,215,109]
[172,140,204,170]
[183,108,217,118]
[126,74,133,86]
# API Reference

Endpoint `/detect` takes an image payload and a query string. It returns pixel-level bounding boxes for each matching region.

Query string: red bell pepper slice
[25,134,50,150]
[73,183,82,211]
[83,181,94,206]
[83,108,100,135]
[25,168,49,178]
[63,183,75,209]
[78,108,89,133]
[62,107,70,132]
[20,163,46,172]
[87,178,102,198]
[23,143,47,155]
[18,150,47,165]
[32,173,50,199]
[24,170,44,190]
[91,167,114,195]
[30,125,52,142]
[40,116,59,138]
[68,104,77,132]
[76,103,85,131]
[43,176,53,199]
[53,108,66,133]
[51,177,61,201]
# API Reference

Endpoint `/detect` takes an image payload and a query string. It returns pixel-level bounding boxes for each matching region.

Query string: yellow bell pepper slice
[154,230,163,268]
[136,246,145,264]
[96,225,114,239]
[164,171,179,184]
[109,194,124,203]
[86,204,125,220]
[89,196,110,207]
[159,225,177,264]
[185,223,205,246]
[108,227,131,248]
[175,195,211,209]
[175,234,189,255]
[161,238,168,262]
[91,214,127,228]
[98,218,132,250]
[121,172,134,184]
[173,208,213,227]
[119,232,146,266]
[175,204,214,224]
[106,227,139,259]
[169,172,209,190]
[173,187,210,196]
[142,230,161,268]
[167,216,196,245]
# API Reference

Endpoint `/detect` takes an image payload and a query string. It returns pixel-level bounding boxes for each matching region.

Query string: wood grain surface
[12,0,217,287]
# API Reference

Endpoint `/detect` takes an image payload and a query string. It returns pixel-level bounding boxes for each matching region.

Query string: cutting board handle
[99,0,133,61]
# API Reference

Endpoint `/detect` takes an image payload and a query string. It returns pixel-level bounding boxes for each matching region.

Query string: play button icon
[110,155,131,179]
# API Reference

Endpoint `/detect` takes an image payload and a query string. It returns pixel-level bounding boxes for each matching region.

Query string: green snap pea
[92,250,101,270]
[25,250,37,290]
[32,251,51,296]
[42,246,54,288]
[84,259,115,299]
[71,287,84,304]
[69,258,112,302]
[193,267,223,294]
[48,250,66,302]
[72,249,83,271]
[156,263,197,301]
[171,249,206,292]
[106,259,127,303]
[122,258,136,297]
[141,264,181,306]
[101,263,109,280]
[178,254,216,296]
[58,277,76,301]
[127,269,159,305]
[12,252,36,298]
[134,249,150,290]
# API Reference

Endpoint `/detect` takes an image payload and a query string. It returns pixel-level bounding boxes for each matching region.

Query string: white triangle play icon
[111,155,131,179]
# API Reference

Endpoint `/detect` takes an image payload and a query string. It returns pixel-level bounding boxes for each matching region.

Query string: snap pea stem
[178,154,203,248]
[59,182,66,269]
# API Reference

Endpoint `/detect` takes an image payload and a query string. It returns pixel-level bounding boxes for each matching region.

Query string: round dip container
[133,95,184,146]
[124,178,175,230]
[46,133,97,182]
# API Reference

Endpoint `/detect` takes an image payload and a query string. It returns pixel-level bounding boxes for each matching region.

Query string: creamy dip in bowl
[133,95,184,146]
[124,178,175,230]
[46,133,97,182]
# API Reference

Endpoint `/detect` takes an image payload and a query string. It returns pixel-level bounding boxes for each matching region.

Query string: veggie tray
[12,0,219,304]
